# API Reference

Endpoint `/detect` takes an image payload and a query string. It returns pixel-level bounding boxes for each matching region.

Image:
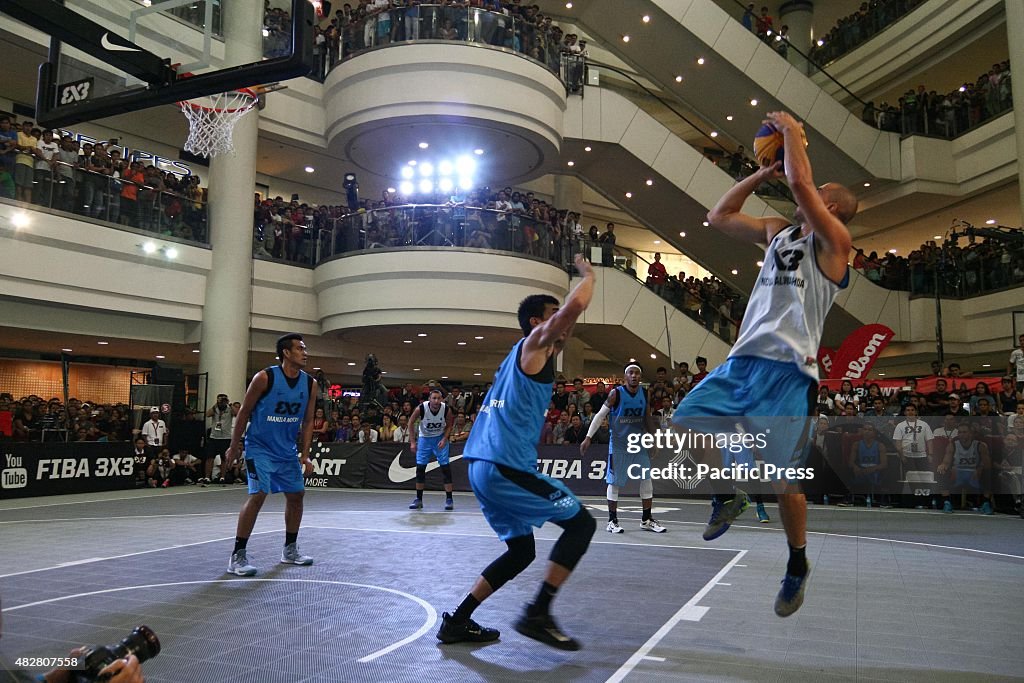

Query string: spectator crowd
[808,0,926,65]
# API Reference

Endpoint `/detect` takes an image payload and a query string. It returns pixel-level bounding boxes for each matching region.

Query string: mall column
[779,0,813,73]
[1005,0,1024,220]
[199,0,263,398]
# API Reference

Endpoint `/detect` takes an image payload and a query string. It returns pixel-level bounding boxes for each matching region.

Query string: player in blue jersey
[437,253,597,650]
[674,111,857,617]
[224,333,319,576]
[408,388,455,510]
[580,363,666,533]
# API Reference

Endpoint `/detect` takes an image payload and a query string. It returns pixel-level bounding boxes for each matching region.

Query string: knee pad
[440,464,452,484]
[415,464,426,484]
[481,534,536,590]
[550,508,596,571]
[606,484,619,502]
[639,478,653,499]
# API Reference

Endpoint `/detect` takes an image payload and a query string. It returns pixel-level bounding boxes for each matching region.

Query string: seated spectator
[850,422,888,504]
[937,422,993,514]
[563,414,585,444]
[449,412,471,443]
[357,420,379,443]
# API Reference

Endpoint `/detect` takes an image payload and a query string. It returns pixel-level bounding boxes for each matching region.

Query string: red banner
[820,376,1002,396]
[829,324,895,380]
[817,346,836,378]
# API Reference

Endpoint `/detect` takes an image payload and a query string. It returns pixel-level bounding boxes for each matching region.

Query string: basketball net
[177,88,259,157]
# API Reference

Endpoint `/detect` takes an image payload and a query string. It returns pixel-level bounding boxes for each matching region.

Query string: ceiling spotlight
[438,177,454,193]
[473,148,484,155]
[675,75,683,83]
[584,146,592,152]
[653,240,661,245]
[155,355,165,359]
[629,357,636,363]
[933,235,942,240]
[726,115,734,121]
[11,212,30,229]
[403,340,413,344]
[625,192,632,198]
[304,166,314,173]
[399,181,415,195]
[565,1,572,7]
[986,219,996,224]
[816,39,824,47]
[750,99,758,106]
[709,131,718,137]
[455,155,477,176]
[622,35,630,42]
[142,242,157,254]
[386,187,396,193]
[418,142,429,149]
[408,160,417,166]
[878,372,886,377]
[650,353,657,359]
[645,179,654,186]
[983,363,992,368]
[418,333,428,337]
[164,247,178,259]
[418,179,433,194]
[863,182,871,187]
[679,231,686,237]
[473,372,482,376]
[348,362,356,366]
[192,349,201,353]
[414,368,421,371]
[474,336,484,340]
[62,348,73,352]
[889,248,897,253]
[697,57,705,65]
[419,161,434,177]
[958,85,966,92]
[457,342,467,346]
[567,161,575,167]
[642,15,650,23]
[458,176,474,191]
[400,166,414,179]
[441,376,449,379]
[757,260,764,267]
[731,269,738,275]
[438,160,454,176]
[702,221,709,226]
[97,341,109,345]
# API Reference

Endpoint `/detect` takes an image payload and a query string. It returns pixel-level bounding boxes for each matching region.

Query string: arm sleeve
[586,403,611,439]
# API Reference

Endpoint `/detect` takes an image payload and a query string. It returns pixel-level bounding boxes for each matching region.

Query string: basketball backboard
[1,0,313,127]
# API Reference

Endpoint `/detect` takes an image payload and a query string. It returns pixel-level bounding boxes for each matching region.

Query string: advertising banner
[0,442,135,499]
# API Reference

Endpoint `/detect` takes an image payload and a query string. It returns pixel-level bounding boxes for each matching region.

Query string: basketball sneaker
[756,502,770,523]
[774,561,810,617]
[980,500,994,515]
[606,520,624,534]
[515,611,581,651]
[640,518,667,533]
[227,550,257,576]
[281,543,313,565]
[444,497,454,511]
[943,500,953,513]
[703,490,750,541]
[409,498,423,510]
[436,612,500,644]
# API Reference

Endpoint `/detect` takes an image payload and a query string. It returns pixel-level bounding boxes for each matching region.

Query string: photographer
[361,354,387,408]
[146,449,174,487]
[205,393,237,484]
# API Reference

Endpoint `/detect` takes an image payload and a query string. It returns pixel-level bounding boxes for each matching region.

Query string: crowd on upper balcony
[861,62,1013,139]
[807,0,926,65]
[0,114,208,241]
[852,231,1024,297]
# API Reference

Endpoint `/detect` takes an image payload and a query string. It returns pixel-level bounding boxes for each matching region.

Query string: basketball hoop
[177,87,259,157]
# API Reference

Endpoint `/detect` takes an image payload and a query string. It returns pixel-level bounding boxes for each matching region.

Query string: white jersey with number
[418,402,448,438]
[729,225,848,379]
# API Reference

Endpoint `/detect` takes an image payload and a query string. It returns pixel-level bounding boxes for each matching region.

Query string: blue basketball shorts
[606,449,651,487]
[672,356,816,470]
[468,459,581,541]
[952,469,981,491]
[416,434,450,466]
[245,449,304,495]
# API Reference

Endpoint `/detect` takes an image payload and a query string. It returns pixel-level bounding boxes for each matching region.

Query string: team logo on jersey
[773,248,805,272]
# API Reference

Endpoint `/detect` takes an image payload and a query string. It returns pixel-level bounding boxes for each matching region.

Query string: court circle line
[2,579,437,663]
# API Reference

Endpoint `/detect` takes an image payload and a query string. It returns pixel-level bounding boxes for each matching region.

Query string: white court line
[605,549,748,683]
[641,656,666,662]
[1,579,437,664]
[0,487,230,512]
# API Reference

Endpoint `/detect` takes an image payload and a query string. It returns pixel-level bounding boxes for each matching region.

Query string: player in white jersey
[1009,334,1024,393]
[937,421,994,514]
[673,111,857,617]
[408,389,455,510]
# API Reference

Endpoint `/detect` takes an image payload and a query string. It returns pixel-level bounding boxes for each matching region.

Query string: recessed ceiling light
[584,146,593,152]
[403,340,413,344]
[192,349,200,353]
[567,161,575,167]
[441,376,449,379]
[387,187,396,193]
[629,357,636,363]
[726,115,734,121]
[381,371,387,375]
[142,242,157,254]
[986,219,996,224]
[348,362,356,366]
[313,367,321,371]
[731,269,738,275]
[653,240,661,245]
[982,364,991,367]
[933,235,942,240]
[408,160,417,166]
[702,221,710,227]
[418,333,428,337]
[750,99,758,106]
[697,57,705,65]
[622,35,630,42]
[474,336,484,340]
[418,142,429,149]
[155,355,165,359]
[457,342,467,346]
[474,148,484,155]
[757,260,764,267]
[474,372,482,376]
[679,231,686,237]
[62,348,73,352]
[97,341,109,345]
[625,192,632,198]
[565,1,572,7]
[12,212,30,229]
[863,182,871,187]
[877,372,886,376]
[710,131,718,137]
[414,368,421,371]
[164,247,178,259]
[642,15,650,23]
[816,39,824,47]
[675,75,683,83]
[650,353,657,359]
[646,179,654,186]
[304,166,314,173]
[889,248,897,253]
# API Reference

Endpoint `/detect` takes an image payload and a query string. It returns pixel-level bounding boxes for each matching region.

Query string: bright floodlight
[458,176,474,191]
[419,179,434,194]
[142,242,157,254]
[438,177,454,193]
[438,160,454,176]
[165,247,178,260]
[400,166,414,179]
[419,162,434,177]
[455,155,476,176]
[399,181,414,195]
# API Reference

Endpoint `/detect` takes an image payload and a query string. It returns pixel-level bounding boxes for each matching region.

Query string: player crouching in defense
[225,333,318,576]
[580,363,666,533]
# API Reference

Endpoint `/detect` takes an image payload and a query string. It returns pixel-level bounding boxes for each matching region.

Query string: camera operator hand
[42,653,143,683]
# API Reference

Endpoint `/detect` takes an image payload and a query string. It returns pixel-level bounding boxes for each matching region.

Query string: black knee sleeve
[440,464,452,484]
[480,534,536,590]
[550,508,596,571]
[415,464,426,484]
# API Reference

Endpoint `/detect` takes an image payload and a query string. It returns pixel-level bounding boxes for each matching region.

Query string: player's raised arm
[522,254,595,366]
[707,163,791,245]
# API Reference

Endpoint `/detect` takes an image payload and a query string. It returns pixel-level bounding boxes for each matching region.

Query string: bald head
[821,183,858,224]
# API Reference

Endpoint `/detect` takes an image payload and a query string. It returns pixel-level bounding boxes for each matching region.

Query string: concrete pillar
[779,0,813,74]
[1005,0,1024,221]
[554,174,584,213]
[198,0,263,399]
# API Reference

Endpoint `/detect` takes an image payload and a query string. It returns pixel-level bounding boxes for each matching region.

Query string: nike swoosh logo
[388,450,464,483]
[101,32,140,52]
